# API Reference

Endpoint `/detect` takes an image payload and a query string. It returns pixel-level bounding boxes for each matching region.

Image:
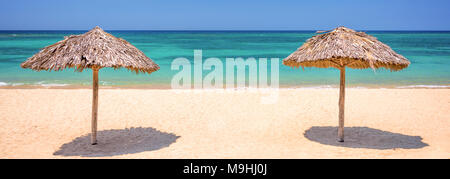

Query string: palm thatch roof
[283,27,410,71]
[21,26,159,74]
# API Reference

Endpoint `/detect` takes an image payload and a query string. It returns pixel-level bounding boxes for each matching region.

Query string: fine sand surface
[0,88,449,159]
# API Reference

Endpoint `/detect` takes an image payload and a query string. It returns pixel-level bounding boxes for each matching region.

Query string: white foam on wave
[35,81,69,87]
[100,81,114,85]
[291,85,335,89]
[39,83,69,87]
[11,83,24,86]
[396,85,450,89]
[0,82,27,87]
[350,86,369,89]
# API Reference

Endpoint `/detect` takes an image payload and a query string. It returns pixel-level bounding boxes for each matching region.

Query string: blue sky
[0,0,449,30]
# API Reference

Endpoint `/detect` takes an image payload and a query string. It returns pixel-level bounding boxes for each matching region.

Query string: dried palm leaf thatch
[21,26,160,145]
[283,26,410,142]
[21,26,159,74]
[283,26,410,71]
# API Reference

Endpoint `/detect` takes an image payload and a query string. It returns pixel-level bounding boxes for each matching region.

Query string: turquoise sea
[0,31,449,88]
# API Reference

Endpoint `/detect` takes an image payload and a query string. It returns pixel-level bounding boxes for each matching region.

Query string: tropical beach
[1,0,449,161]
[1,30,450,160]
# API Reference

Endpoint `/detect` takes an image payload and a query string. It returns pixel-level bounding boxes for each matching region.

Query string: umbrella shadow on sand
[304,126,428,150]
[54,127,180,157]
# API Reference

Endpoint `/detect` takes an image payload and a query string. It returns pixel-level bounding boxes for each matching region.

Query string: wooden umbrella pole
[338,67,345,142]
[91,68,99,145]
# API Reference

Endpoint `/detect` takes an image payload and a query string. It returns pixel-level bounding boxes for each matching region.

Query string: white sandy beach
[0,88,449,158]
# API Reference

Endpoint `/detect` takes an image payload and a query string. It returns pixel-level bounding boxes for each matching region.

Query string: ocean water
[0,30,449,88]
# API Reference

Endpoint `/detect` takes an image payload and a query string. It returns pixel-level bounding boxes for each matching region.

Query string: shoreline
[0,84,449,89]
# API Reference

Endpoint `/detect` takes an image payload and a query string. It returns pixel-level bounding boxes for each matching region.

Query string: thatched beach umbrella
[21,26,159,145]
[283,26,410,142]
